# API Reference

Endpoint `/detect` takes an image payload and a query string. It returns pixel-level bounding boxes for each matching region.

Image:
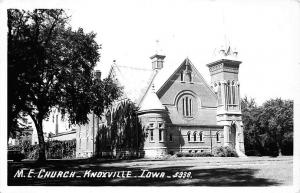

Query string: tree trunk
[277,142,282,157]
[30,114,46,161]
[36,118,46,161]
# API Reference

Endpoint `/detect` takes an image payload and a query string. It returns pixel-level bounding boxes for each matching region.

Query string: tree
[8,9,121,161]
[96,100,145,158]
[241,97,264,155]
[241,97,293,156]
[259,98,293,156]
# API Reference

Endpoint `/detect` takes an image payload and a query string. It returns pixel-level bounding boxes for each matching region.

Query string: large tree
[241,97,293,156]
[8,9,120,161]
[259,98,293,156]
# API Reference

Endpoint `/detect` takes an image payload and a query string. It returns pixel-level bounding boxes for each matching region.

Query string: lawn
[7,156,293,186]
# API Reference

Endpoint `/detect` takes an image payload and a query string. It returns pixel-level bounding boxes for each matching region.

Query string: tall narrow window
[186,96,189,116]
[159,129,164,142]
[216,132,220,142]
[199,132,203,142]
[180,72,184,81]
[189,98,192,116]
[150,129,154,142]
[187,132,191,142]
[169,133,173,142]
[188,73,192,82]
[193,132,197,142]
[182,96,193,117]
[182,98,186,116]
[232,84,236,104]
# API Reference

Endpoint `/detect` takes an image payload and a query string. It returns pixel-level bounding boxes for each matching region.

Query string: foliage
[241,97,293,156]
[8,9,121,161]
[212,146,238,157]
[95,100,145,158]
[176,152,213,157]
[9,139,76,160]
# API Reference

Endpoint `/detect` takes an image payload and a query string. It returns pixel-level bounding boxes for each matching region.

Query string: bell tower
[206,46,246,157]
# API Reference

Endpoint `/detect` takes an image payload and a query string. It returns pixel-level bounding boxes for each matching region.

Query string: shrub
[213,146,238,157]
[194,152,213,157]
[9,139,76,160]
[176,151,213,157]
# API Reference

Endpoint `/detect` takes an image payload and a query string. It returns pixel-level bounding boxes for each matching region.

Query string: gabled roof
[108,64,155,104]
[153,57,217,98]
[107,57,216,107]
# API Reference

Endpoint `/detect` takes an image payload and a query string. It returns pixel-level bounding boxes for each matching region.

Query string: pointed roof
[153,57,217,98]
[139,84,165,112]
[108,63,155,104]
[107,57,217,109]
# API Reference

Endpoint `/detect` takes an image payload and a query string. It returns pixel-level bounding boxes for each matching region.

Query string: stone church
[75,46,246,158]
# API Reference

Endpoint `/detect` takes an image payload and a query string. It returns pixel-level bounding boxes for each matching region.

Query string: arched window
[199,132,203,142]
[216,132,220,142]
[182,96,193,117]
[187,73,192,82]
[180,72,184,81]
[187,132,191,142]
[193,132,197,142]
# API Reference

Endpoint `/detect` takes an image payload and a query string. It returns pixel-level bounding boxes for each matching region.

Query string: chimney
[95,70,101,80]
[150,54,166,70]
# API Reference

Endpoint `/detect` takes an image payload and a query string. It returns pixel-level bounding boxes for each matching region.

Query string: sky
[1,0,299,106]
[65,0,300,105]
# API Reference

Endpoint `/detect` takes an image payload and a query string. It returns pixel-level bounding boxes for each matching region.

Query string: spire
[139,83,165,112]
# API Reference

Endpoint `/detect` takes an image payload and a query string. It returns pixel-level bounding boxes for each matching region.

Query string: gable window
[187,132,191,142]
[199,132,203,142]
[187,72,192,82]
[180,72,184,82]
[182,96,193,117]
[193,132,197,142]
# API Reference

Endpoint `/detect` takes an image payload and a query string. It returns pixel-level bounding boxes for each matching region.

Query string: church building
[75,46,246,158]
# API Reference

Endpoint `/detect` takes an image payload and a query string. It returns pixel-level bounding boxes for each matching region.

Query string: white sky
[66,0,300,105]
[1,0,299,105]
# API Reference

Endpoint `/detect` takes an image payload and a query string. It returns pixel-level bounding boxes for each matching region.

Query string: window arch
[193,131,197,142]
[187,132,191,142]
[199,131,203,142]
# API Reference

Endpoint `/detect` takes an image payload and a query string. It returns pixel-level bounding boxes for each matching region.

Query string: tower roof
[139,84,166,113]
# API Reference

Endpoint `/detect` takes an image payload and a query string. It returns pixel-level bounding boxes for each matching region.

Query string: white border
[1,0,299,193]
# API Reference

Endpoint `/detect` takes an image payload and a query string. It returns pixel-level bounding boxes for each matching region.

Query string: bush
[176,151,213,157]
[213,146,238,157]
[9,139,76,160]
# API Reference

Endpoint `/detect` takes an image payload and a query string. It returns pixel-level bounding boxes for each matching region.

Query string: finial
[151,84,155,92]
